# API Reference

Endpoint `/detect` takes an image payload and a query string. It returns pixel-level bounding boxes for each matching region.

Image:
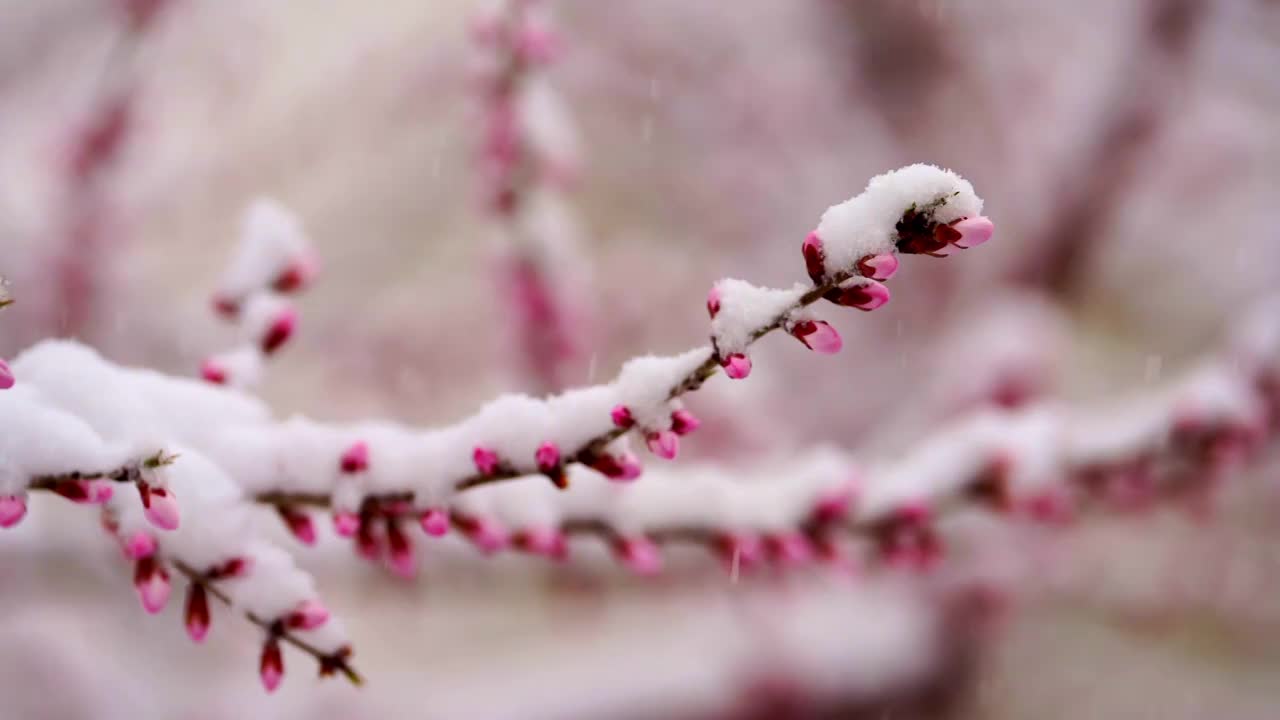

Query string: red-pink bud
[856,253,899,281]
[473,446,500,475]
[951,216,994,249]
[789,320,843,354]
[212,294,240,318]
[720,353,752,380]
[339,441,369,474]
[199,358,228,385]
[811,479,858,524]
[765,533,814,565]
[90,479,115,504]
[535,441,561,472]
[0,358,14,390]
[832,281,890,311]
[55,478,114,504]
[272,254,320,293]
[1021,489,1075,526]
[260,637,284,693]
[123,530,157,559]
[277,507,317,546]
[208,556,252,580]
[260,307,297,355]
[669,409,701,436]
[286,599,330,631]
[185,583,210,643]
[0,495,27,528]
[461,516,509,554]
[356,516,383,561]
[590,452,643,482]
[802,232,826,283]
[515,526,568,560]
[420,508,450,537]
[615,536,662,575]
[610,404,635,428]
[706,286,722,319]
[134,557,171,614]
[645,430,679,460]
[386,521,416,578]
[140,485,180,531]
[333,511,360,538]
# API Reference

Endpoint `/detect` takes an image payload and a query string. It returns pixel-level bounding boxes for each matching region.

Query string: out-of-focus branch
[473,0,587,394]
[1016,0,1208,296]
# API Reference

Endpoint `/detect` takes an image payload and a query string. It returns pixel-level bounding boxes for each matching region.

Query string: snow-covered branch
[201,199,318,389]
[0,376,356,690]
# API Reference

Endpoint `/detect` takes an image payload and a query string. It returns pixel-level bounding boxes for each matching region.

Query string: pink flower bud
[951,216,994,249]
[459,515,509,554]
[0,495,27,528]
[706,286,722,319]
[332,511,360,538]
[516,526,568,560]
[386,521,416,578]
[260,307,298,355]
[272,254,320,293]
[669,409,701,436]
[811,480,857,524]
[185,583,210,643]
[356,516,383,561]
[420,507,450,537]
[720,353,752,380]
[535,441,561,472]
[90,479,115,504]
[286,599,330,631]
[199,358,227,385]
[645,430,679,460]
[610,404,635,429]
[133,557,170,614]
[339,441,369,474]
[789,320,842,354]
[473,446,500,475]
[802,232,826,283]
[856,253,899,281]
[212,294,240,318]
[590,452,643,482]
[0,358,14,390]
[615,537,662,575]
[208,556,252,580]
[277,507,317,546]
[1021,489,1075,526]
[140,485,180,531]
[260,637,284,693]
[877,504,942,570]
[123,530,157,559]
[766,533,814,565]
[832,281,890,311]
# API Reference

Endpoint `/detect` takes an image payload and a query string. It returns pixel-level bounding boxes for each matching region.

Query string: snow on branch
[384,340,1277,577]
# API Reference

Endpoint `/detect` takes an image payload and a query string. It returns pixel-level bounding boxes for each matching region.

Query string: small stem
[169,560,364,687]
